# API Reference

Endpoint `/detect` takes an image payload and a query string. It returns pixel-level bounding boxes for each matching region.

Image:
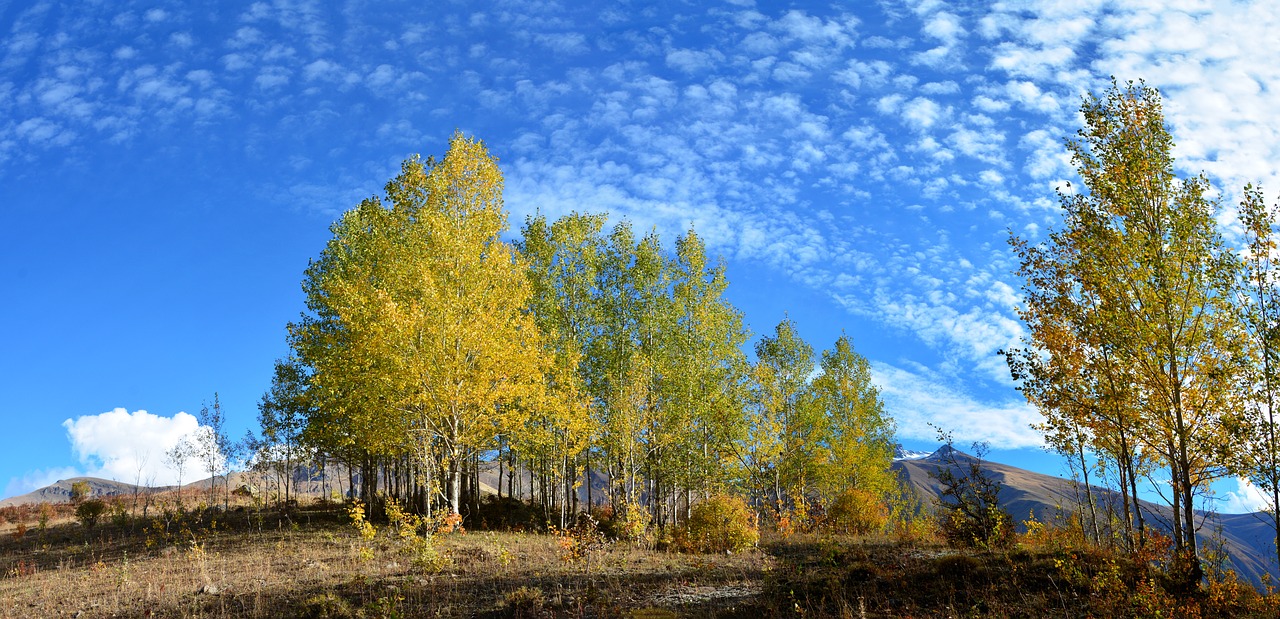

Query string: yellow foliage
[824,488,888,536]
[675,494,758,553]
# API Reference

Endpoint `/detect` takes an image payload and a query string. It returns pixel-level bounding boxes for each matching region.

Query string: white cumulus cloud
[61,408,207,487]
[1218,477,1270,514]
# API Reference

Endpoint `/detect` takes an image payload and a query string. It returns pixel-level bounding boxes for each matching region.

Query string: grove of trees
[258,131,898,533]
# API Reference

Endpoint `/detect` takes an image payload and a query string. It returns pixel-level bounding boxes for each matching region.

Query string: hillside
[0,477,168,508]
[7,449,1276,587]
[894,447,1280,587]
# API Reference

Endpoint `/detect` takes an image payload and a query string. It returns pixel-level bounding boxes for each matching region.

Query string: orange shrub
[824,488,888,535]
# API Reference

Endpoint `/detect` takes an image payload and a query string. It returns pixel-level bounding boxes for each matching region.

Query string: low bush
[75,499,107,529]
[600,500,651,546]
[675,494,758,553]
[824,488,888,535]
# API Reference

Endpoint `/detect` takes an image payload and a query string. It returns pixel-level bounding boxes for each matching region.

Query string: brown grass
[4,498,1278,618]
[0,500,767,618]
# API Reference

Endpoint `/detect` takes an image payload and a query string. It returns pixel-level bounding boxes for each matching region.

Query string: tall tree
[1225,184,1280,571]
[164,436,193,507]
[745,318,819,513]
[811,333,896,502]
[1011,80,1244,585]
[195,393,230,509]
[258,358,312,507]
[291,132,550,515]
[1007,231,1148,548]
[665,229,750,509]
[587,223,661,512]
[517,212,604,524]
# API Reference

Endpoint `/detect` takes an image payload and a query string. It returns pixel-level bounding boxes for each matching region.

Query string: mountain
[894,447,1280,588]
[0,477,169,507]
[892,444,931,461]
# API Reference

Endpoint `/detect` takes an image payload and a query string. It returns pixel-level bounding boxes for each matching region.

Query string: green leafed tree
[745,318,819,514]
[664,229,751,511]
[257,357,312,508]
[811,333,896,502]
[516,212,604,526]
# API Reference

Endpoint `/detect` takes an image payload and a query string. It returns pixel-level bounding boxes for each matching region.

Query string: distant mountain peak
[892,444,932,461]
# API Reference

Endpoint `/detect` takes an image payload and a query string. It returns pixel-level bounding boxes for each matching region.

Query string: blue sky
[3,0,1278,512]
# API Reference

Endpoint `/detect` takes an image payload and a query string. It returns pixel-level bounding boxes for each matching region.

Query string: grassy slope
[0,502,765,619]
[2,500,1278,618]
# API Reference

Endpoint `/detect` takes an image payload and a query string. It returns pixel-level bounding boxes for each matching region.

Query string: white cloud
[901,96,942,129]
[535,32,588,55]
[366,64,397,88]
[922,11,964,44]
[666,48,718,73]
[61,408,208,486]
[873,363,1043,449]
[1218,477,1269,514]
[16,116,73,146]
[5,466,80,499]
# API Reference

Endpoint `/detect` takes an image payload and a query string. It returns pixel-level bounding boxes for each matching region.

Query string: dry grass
[5,498,1277,618]
[761,532,1280,618]
[0,501,767,618]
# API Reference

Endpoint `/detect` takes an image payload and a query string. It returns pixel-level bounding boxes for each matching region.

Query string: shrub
[675,494,758,553]
[476,495,538,530]
[37,503,54,532]
[557,512,603,565]
[939,501,1013,550]
[76,499,107,528]
[825,488,888,535]
[303,592,356,619]
[70,481,91,504]
[503,586,545,618]
[609,500,651,545]
[929,433,1014,550]
[384,496,452,573]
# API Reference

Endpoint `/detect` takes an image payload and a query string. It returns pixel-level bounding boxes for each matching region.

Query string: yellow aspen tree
[1225,185,1280,572]
[1011,80,1245,587]
[293,133,550,515]
[811,334,896,503]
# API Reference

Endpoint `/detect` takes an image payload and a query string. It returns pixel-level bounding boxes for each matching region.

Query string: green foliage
[929,433,1013,550]
[75,499,107,529]
[742,320,898,536]
[675,494,759,553]
[745,318,819,511]
[69,481,90,505]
